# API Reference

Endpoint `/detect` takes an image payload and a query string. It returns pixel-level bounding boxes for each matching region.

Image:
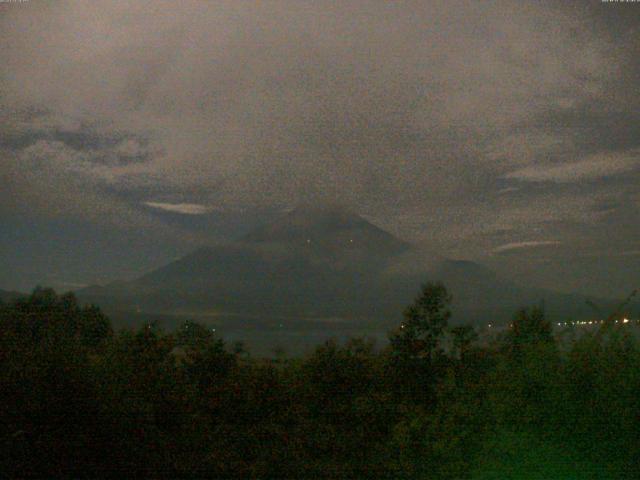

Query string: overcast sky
[1,0,639,296]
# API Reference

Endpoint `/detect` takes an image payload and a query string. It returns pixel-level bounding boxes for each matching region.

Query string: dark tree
[450,324,478,359]
[390,282,452,361]
[507,306,553,350]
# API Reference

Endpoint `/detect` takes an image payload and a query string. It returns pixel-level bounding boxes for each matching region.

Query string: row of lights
[485,318,638,329]
[556,318,637,327]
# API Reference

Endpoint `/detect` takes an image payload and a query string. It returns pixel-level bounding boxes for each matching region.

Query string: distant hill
[78,204,611,329]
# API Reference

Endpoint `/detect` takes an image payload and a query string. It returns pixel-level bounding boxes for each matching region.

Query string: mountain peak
[288,201,354,215]
[282,203,367,229]
[243,203,410,254]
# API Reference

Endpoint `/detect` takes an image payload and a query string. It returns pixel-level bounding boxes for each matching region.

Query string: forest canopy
[1,285,638,478]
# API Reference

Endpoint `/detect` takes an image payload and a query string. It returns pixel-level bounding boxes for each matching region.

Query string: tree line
[1,284,638,478]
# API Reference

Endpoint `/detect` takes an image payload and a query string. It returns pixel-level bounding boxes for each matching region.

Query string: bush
[1,287,638,478]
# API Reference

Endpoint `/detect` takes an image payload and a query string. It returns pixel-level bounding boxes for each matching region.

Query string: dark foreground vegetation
[1,285,639,478]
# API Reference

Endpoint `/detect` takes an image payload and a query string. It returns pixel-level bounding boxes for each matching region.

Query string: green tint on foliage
[472,430,612,480]
[1,286,639,478]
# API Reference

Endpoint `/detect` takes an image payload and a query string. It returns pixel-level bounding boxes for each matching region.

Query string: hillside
[78,205,608,330]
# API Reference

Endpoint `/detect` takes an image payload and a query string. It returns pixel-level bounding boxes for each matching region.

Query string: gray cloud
[1,0,639,293]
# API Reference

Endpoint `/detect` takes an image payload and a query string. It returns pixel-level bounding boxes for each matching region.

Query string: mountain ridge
[76,205,615,329]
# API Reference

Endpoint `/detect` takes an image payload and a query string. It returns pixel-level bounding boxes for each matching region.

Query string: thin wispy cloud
[493,241,562,254]
[503,150,640,183]
[143,202,215,215]
[497,187,520,195]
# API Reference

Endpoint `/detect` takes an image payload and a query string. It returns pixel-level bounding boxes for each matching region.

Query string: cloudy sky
[1,0,639,296]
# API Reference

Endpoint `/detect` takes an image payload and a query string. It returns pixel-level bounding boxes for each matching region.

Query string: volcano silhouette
[79,205,602,327]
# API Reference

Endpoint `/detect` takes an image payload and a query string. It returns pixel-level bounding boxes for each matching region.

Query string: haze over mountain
[2,1,640,300]
[79,205,616,332]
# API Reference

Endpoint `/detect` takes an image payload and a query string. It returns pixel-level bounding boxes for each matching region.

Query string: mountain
[244,204,409,256]
[80,206,410,319]
[78,205,606,331]
[383,258,606,324]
